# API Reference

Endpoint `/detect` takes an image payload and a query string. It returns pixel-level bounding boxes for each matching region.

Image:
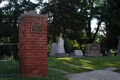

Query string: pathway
[48,66,120,80]
[66,67,120,80]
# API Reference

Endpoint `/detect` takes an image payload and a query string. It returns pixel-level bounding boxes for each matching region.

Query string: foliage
[0,0,2,3]
[0,0,40,43]
[41,0,108,50]
[99,0,120,50]
[0,0,120,51]
[41,0,84,43]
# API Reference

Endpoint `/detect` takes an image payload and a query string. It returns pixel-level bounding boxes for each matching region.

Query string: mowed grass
[1,69,67,80]
[0,60,20,77]
[48,56,120,72]
[1,56,120,80]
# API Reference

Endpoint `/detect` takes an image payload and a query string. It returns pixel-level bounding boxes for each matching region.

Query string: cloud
[0,1,9,8]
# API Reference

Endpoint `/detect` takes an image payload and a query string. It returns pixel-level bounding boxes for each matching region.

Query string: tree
[99,0,120,50]
[0,0,40,43]
[41,0,106,49]
[41,0,85,43]
[0,0,2,3]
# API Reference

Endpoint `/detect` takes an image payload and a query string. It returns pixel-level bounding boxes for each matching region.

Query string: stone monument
[49,43,58,56]
[71,50,84,58]
[55,33,66,58]
[87,43,102,57]
[74,50,83,56]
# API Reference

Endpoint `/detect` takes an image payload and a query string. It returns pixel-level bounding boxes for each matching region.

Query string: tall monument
[55,33,66,58]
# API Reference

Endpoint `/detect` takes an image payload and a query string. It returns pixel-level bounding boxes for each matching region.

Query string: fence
[0,43,20,78]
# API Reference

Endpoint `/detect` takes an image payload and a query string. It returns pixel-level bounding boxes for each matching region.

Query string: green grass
[0,69,67,80]
[48,57,92,73]
[1,56,120,80]
[48,56,120,72]
[0,60,20,77]
[114,68,120,73]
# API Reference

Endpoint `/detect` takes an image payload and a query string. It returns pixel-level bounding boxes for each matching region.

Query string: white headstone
[74,50,83,56]
[57,33,65,54]
[49,43,58,56]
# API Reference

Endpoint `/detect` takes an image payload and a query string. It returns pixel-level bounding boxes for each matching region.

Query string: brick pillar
[18,11,48,77]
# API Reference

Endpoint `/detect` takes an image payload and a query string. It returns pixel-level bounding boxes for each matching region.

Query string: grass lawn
[0,60,19,76]
[1,56,120,80]
[48,56,120,73]
[0,69,67,80]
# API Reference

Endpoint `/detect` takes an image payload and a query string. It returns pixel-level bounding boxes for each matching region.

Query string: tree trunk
[92,20,102,42]
[53,35,56,43]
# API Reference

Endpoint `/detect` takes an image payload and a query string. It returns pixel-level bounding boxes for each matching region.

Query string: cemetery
[0,0,120,80]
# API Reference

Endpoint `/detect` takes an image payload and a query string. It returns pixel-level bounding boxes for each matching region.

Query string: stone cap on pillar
[18,10,48,19]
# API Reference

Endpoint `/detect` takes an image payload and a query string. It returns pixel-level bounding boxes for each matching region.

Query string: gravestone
[87,44,102,57]
[71,50,84,58]
[74,50,83,56]
[55,33,66,58]
[19,11,48,77]
[117,36,120,55]
[49,43,58,56]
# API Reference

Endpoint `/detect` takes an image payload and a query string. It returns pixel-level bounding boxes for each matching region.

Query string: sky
[0,0,48,7]
[91,18,98,32]
[0,1,9,8]
[0,0,98,32]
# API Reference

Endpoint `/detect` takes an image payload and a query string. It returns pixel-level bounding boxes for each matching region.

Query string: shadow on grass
[48,57,92,73]
[48,56,120,73]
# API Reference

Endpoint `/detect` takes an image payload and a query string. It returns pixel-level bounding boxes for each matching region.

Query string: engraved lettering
[31,23,43,33]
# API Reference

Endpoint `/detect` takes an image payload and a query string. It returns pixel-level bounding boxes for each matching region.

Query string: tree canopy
[0,0,120,52]
[0,0,40,42]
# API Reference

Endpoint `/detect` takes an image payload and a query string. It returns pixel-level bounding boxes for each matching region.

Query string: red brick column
[18,11,48,77]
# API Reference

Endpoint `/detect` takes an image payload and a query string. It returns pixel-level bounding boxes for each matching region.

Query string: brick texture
[19,11,48,77]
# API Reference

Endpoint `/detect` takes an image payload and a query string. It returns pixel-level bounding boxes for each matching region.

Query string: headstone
[87,44,102,57]
[55,33,66,58]
[74,50,83,56]
[49,43,58,56]
[117,36,120,55]
[71,50,84,58]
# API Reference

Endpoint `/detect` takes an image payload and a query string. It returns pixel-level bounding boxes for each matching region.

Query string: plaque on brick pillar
[18,10,48,77]
[31,23,43,33]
